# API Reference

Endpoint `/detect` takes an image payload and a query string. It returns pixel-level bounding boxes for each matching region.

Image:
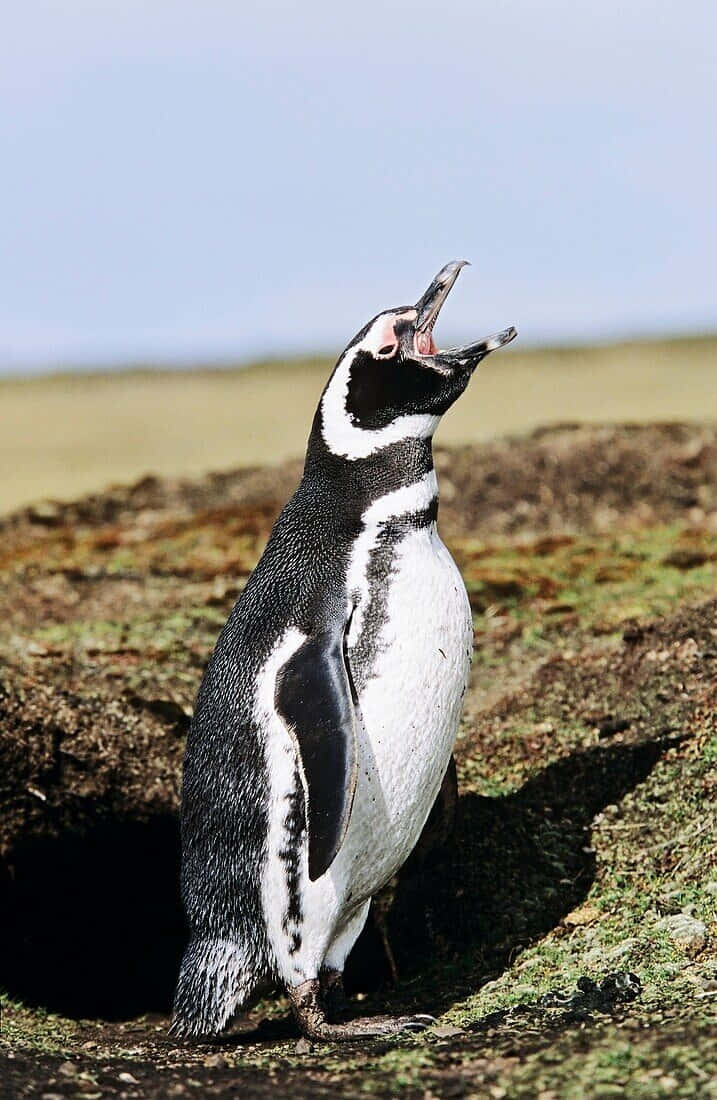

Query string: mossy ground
[1,424,716,1098]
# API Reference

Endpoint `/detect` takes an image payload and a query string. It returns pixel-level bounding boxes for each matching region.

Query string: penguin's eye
[377,344,397,357]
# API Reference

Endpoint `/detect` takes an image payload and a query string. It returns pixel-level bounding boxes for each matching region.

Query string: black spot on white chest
[345,513,467,697]
[345,524,398,693]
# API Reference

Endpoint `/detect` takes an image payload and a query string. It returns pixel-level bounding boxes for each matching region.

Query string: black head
[318,262,517,460]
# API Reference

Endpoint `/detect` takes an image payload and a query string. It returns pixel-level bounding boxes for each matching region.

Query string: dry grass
[2,335,716,516]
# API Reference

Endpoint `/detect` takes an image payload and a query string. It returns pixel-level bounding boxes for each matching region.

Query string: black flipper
[275,620,358,881]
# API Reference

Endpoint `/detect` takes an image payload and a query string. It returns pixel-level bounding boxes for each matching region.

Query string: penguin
[171,261,517,1041]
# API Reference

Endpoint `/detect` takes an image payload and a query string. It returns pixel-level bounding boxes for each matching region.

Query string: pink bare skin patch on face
[372,309,416,356]
[376,316,400,350]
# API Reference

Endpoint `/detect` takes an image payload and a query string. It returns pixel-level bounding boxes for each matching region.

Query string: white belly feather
[340,522,472,896]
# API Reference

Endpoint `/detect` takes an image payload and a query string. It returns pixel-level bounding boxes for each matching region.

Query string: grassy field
[2,334,716,516]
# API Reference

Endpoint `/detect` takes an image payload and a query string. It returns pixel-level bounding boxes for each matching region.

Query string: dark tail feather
[170,935,259,1038]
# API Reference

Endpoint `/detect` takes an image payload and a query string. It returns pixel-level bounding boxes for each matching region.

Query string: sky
[1,1,716,373]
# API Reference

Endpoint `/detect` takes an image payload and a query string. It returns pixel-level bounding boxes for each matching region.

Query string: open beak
[414,260,517,370]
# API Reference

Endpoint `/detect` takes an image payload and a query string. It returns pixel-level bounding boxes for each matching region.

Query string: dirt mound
[1,422,716,1097]
[2,423,715,549]
[439,421,716,536]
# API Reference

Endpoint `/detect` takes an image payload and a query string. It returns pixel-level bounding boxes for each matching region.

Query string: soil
[1,422,716,1098]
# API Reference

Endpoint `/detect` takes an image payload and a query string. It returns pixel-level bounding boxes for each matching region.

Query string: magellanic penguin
[171,262,517,1041]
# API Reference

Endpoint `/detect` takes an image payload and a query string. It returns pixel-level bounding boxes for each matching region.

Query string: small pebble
[432,1024,466,1039]
[563,903,600,927]
[605,937,640,961]
[656,914,707,955]
[203,1053,227,1069]
[295,1038,313,1054]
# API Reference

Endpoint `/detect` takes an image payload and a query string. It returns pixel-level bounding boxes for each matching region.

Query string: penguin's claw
[316,1013,435,1040]
[289,977,435,1042]
[359,1013,436,1036]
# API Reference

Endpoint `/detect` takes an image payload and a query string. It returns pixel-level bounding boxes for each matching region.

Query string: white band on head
[320,345,439,460]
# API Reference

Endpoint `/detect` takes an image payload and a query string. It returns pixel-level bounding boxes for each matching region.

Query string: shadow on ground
[347,734,673,1010]
[1,736,672,1021]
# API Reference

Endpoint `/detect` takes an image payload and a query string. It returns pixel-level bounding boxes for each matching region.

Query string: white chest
[340,521,472,895]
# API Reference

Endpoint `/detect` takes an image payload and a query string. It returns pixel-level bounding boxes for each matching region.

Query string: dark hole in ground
[1,810,185,1019]
[1,737,670,1021]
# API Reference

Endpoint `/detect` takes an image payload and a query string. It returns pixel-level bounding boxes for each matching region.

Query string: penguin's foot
[289,978,435,1042]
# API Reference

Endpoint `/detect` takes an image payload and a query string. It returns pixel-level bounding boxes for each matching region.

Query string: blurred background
[2,0,716,514]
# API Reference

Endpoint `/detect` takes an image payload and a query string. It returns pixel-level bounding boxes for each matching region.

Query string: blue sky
[2,1,716,372]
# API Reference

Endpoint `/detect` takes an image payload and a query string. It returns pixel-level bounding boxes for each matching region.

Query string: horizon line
[2,328,716,384]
